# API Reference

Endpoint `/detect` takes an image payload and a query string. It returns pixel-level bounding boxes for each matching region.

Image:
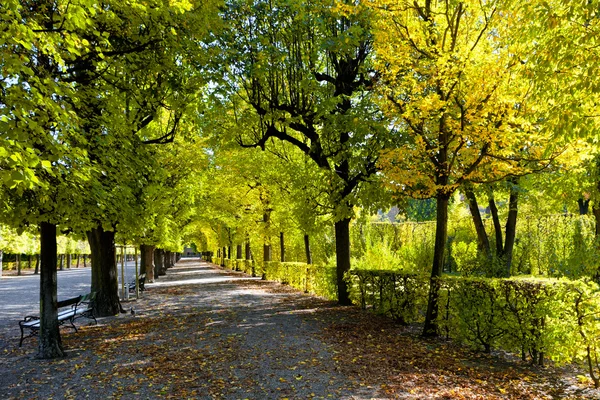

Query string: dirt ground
[0,260,597,399]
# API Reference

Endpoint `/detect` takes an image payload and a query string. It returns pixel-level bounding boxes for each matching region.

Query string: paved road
[0,258,153,329]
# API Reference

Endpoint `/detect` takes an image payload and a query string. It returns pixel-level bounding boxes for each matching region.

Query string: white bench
[19,292,97,346]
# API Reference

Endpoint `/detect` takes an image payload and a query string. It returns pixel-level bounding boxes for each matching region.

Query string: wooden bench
[19,292,97,347]
[128,273,146,293]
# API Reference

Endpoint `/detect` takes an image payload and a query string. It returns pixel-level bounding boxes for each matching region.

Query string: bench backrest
[57,295,82,309]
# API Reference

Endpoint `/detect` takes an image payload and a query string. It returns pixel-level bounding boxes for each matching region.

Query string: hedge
[348,269,600,385]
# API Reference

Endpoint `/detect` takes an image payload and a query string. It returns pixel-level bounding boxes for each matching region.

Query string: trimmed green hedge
[349,269,600,385]
[218,258,337,300]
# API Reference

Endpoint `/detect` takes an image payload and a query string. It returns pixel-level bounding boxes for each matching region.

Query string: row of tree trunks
[464,183,520,278]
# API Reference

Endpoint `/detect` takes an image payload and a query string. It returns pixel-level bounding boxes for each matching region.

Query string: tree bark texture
[66,253,72,269]
[280,232,285,262]
[503,181,519,277]
[304,234,312,265]
[87,226,121,317]
[335,218,352,305]
[464,188,491,257]
[154,248,165,276]
[17,254,21,275]
[165,251,172,269]
[263,211,272,263]
[35,254,39,274]
[245,240,251,260]
[141,244,155,282]
[423,194,450,337]
[236,244,243,259]
[38,222,64,359]
[489,196,504,255]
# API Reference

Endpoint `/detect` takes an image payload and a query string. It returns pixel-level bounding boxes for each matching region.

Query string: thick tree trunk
[489,196,504,255]
[236,244,242,259]
[28,254,32,270]
[38,222,64,359]
[221,246,226,266]
[0,249,2,278]
[579,198,590,215]
[335,218,352,306]
[83,254,87,268]
[304,234,312,265]
[76,254,80,268]
[17,254,21,276]
[464,188,491,257]
[164,251,172,269]
[280,232,285,262]
[59,254,64,271]
[35,254,39,275]
[87,226,121,317]
[66,254,72,269]
[141,244,155,282]
[503,181,519,277]
[154,248,165,276]
[423,194,450,337]
[245,240,251,260]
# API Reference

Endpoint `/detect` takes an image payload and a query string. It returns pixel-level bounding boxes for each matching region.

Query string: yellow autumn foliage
[371,0,568,199]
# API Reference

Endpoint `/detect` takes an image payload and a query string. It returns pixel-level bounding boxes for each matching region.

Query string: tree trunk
[579,198,590,215]
[464,188,491,257]
[154,248,165,276]
[140,244,155,282]
[0,250,3,278]
[59,254,64,271]
[28,254,32,270]
[423,193,450,337]
[280,232,285,262]
[489,196,504,255]
[17,254,21,276]
[87,226,121,317]
[503,180,519,277]
[165,251,172,269]
[38,222,64,359]
[66,253,72,269]
[76,254,80,268]
[263,243,272,263]
[35,254,39,275]
[263,211,272,264]
[335,218,352,306]
[83,254,87,268]
[221,246,226,266]
[245,240,251,260]
[304,234,312,265]
[236,244,243,259]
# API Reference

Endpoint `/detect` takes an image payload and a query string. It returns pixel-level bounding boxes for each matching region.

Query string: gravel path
[0,259,384,399]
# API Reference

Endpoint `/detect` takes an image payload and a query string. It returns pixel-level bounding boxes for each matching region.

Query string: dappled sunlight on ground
[0,259,596,399]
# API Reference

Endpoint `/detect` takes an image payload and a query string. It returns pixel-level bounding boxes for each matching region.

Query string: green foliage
[349,269,428,325]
